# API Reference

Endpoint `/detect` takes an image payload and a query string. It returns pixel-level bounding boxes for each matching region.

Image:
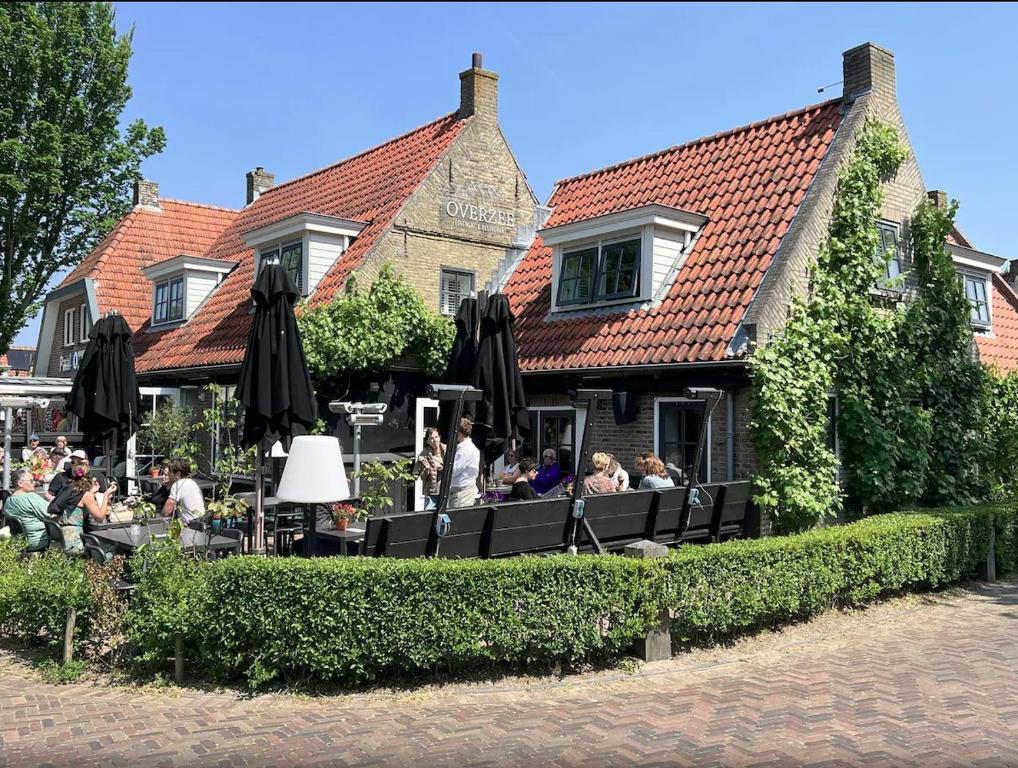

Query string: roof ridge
[554,97,843,188]
[265,111,467,196]
[993,272,1018,308]
[156,198,241,214]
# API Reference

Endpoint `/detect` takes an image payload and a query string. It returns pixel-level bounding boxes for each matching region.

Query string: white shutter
[440,269,474,316]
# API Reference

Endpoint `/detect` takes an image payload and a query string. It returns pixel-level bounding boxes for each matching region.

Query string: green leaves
[298,263,454,385]
[0,3,165,353]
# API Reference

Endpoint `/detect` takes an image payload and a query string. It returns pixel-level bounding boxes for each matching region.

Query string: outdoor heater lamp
[275,435,350,504]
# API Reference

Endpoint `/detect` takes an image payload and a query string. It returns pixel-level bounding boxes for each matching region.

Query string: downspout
[726,391,736,481]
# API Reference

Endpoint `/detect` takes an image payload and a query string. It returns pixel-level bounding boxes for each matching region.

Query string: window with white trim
[79,304,90,343]
[259,240,304,293]
[962,272,991,327]
[656,400,710,483]
[558,237,641,306]
[875,220,902,290]
[63,308,75,347]
[153,277,184,325]
[440,268,474,316]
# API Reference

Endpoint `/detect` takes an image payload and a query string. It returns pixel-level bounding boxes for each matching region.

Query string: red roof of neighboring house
[976,274,1018,374]
[504,99,844,371]
[0,345,35,376]
[59,200,239,333]
[134,112,469,373]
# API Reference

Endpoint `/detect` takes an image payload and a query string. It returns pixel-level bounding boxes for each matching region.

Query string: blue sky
[14,1,1018,346]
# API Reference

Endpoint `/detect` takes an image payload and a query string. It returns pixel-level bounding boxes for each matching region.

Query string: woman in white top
[163,457,206,524]
[497,449,521,484]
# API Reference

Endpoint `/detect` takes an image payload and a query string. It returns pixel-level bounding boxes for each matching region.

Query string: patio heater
[682,387,725,503]
[328,401,387,498]
[0,397,49,491]
[567,388,613,554]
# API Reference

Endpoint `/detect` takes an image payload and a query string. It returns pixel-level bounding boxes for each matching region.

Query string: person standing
[449,418,480,509]
[414,427,445,510]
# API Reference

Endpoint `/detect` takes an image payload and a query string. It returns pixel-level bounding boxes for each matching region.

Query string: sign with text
[441,181,515,236]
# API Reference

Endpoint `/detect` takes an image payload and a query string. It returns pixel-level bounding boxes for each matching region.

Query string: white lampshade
[275,435,350,503]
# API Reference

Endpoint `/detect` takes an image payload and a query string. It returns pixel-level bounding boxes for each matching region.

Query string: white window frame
[959,270,992,330]
[152,275,185,326]
[553,228,650,311]
[653,397,712,482]
[439,267,475,316]
[63,307,75,347]
[79,304,90,343]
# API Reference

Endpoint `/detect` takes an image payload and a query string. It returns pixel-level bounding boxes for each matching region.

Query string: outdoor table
[313,523,367,556]
[89,521,237,557]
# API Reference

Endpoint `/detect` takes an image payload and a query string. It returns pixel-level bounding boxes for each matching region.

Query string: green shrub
[189,554,662,688]
[0,538,28,635]
[11,550,93,650]
[664,508,994,643]
[992,503,1018,575]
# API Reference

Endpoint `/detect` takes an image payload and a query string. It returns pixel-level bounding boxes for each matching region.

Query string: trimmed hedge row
[0,503,1014,688]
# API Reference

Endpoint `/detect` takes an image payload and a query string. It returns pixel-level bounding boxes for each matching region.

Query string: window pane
[558,248,597,305]
[598,240,640,299]
[658,402,707,482]
[966,276,990,323]
[440,269,473,316]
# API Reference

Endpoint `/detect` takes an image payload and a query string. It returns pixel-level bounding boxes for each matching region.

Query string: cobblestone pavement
[3,579,1018,767]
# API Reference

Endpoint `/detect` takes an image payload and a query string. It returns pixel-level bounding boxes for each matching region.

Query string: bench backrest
[651,486,688,545]
[680,483,724,541]
[710,480,751,539]
[578,490,657,552]
[372,510,435,559]
[434,505,494,559]
[488,497,573,557]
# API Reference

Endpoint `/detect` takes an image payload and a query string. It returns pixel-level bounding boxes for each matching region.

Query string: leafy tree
[0,2,165,353]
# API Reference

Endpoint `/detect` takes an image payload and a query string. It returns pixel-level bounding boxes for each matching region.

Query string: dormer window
[962,272,990,328]
[260,240,304,293]
[541,204,706,313]
[558,238,641,306]
[244,212,366,298]
[142,254,234,328]
[154,277,184,324]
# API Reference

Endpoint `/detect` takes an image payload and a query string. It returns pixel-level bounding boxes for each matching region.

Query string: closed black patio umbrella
[471,293,529,465]
[68,313,143,480]
[236,262,318,553]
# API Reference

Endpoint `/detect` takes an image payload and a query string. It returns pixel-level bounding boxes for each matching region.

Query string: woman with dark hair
[508,457,539,501]
[414,426,445,510]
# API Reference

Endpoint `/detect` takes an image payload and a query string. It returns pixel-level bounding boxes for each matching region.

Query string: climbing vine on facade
[298,263,454,385]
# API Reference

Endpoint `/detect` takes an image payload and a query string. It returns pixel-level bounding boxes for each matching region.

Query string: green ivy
[298,263,455,385]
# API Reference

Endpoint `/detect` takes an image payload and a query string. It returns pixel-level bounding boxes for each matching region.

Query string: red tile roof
[504,99,844,371]
[976,274,1018,374]
[59,200,239,334]
[133,112,469,373]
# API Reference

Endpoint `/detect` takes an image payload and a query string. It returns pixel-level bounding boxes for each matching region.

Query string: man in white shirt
[162,457,206,524]
[449,418,480,509]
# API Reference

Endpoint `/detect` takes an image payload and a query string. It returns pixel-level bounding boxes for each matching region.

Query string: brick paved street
[2,578,1018,767]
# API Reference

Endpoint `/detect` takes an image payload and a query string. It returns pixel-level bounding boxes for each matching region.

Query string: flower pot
[334,516,349,531]
[211,518,222,532]
[150,469,161,478]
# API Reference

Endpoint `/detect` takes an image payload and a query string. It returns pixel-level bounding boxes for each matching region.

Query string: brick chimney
[246,167,275,205]
[928,190,948,210]
[133,179,160,210]
[842,42,896,103]
[459,52,498,124]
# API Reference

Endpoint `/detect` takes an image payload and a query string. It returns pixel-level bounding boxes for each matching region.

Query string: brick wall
[46,292,89,377]
[524,387,755,483]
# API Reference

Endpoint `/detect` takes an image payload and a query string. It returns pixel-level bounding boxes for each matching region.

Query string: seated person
[497,449,521,484]
[50,465,117,554]
[607,454,630,491]
[508,457,539,501]
[49,448,68,475]
[637,453,675,489]
[48,450,108,501]
[21,434,41,462]
[583,452,618,495]
[530,449,562,495]
[162,457,205,524]
[5,468,53,550]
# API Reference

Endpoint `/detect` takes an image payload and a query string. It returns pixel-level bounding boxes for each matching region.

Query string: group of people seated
[415,421,679,509]
[3,454,206,556]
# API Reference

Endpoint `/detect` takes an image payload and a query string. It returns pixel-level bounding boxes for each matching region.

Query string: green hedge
[0,503,1015,688]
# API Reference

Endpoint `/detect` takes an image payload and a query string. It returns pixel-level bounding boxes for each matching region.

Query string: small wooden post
[624,540,670,662]
[62,607,76,664]
[980,519,997,583]
[174,634,184,684]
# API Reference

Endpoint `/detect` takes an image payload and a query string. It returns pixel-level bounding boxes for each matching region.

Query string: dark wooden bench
[488,497,573,557]
[650,486,689,545]
[710,480,752,542]
[677,482,724,544]
[576,490,658,552]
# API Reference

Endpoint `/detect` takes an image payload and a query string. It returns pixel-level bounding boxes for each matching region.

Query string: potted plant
[206,495,249,532]
[329,502,357,531]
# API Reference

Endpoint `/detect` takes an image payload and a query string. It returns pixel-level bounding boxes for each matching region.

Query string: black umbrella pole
[254,449,266,555]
